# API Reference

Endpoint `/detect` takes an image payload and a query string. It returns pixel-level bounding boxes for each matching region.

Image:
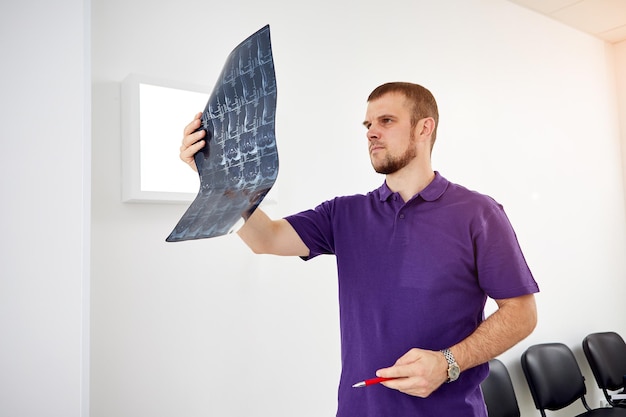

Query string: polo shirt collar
[378,171,449,202]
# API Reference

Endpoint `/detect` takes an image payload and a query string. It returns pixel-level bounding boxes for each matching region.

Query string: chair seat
[574,408,626,416]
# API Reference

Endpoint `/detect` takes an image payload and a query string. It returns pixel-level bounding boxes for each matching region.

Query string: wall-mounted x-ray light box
[121,74,209,203]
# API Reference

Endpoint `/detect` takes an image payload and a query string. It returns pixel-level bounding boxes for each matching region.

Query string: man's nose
[367,126,379,141]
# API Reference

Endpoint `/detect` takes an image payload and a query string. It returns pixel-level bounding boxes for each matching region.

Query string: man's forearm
[237,209,309,256]
[450,294,537,372]
[237,208,274,253]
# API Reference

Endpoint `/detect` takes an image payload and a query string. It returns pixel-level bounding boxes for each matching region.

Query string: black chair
[481,359,520,417]
[583,332,626,408]
[521,343,626,416]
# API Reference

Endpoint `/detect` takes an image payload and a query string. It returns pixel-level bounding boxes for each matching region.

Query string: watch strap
[441,348,460,382]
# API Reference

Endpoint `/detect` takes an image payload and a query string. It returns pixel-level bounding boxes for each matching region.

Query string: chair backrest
[583,332,626,392]
[521,343,589,414]
[481,359,520,417]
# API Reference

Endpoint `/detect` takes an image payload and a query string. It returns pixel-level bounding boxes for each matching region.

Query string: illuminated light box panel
[121,74,209,203]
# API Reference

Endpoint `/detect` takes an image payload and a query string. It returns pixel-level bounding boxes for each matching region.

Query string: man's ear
[419,117,436,137]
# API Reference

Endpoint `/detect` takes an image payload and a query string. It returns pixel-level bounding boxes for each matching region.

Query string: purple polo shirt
[285,172,539,417]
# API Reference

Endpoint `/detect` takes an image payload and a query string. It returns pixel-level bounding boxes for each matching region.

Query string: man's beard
[372,133,417,175]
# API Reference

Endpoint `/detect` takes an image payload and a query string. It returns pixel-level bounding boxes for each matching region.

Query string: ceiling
[507,0,626,44]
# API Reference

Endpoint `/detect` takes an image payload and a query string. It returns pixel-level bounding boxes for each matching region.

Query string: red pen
[352,376,398,388]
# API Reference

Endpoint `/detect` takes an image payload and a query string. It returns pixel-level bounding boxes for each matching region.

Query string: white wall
[0,1,91,417]
[617,40,626,208]
[91,1,626,416]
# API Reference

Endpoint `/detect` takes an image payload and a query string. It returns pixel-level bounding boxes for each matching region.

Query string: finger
[180,141,205,174]
[183,113,204,137]
[180,139,205,162]
[382,377,434,398]
[380,376,411,390]
[180,137,205,154]
[376,363,413,379]
[182,128,206,148]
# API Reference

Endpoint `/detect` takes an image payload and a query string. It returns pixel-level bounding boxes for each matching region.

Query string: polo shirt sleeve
[474,201,539,300]
[284,199,336,260]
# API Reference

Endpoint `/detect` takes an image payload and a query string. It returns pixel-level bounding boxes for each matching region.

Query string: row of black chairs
[481,331,626,417]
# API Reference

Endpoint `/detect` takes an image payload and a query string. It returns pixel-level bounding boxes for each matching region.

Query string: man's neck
[385,165,435,203]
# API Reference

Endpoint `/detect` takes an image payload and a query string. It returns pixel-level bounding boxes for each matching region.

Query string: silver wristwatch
[441,348,460,383]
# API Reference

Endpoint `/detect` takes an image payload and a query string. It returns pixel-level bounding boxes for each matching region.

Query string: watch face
[448,365,460,381]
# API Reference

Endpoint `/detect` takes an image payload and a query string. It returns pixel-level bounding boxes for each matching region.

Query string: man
[180,82,539,416]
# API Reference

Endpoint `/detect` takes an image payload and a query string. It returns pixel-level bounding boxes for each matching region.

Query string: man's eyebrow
[363,114,395,127]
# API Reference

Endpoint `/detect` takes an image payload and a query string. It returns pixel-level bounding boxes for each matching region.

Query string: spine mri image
[167,25,278,242]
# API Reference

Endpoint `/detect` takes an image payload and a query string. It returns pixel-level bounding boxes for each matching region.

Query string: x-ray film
[166,25,278,242]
